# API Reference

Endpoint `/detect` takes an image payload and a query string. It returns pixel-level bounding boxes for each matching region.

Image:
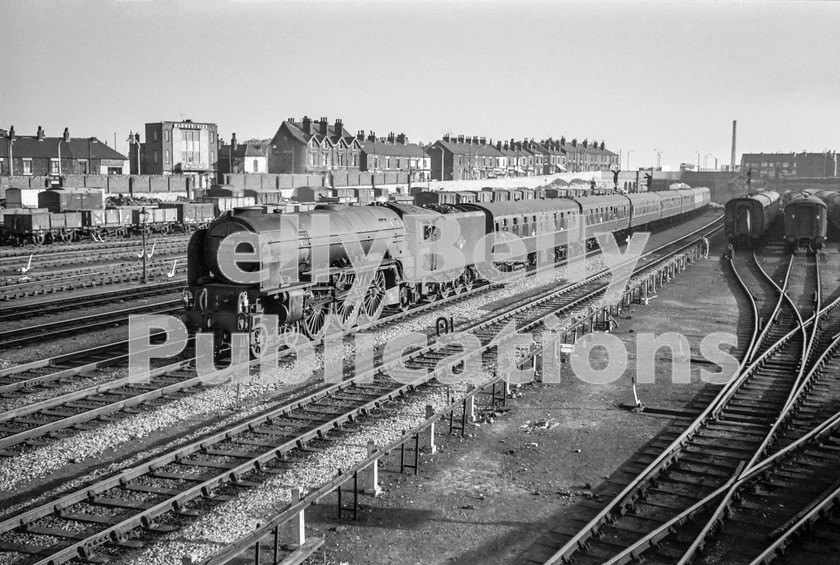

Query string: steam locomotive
[183,187,711,355]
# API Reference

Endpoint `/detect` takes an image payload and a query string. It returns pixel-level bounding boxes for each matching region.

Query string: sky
[1,0,838,170]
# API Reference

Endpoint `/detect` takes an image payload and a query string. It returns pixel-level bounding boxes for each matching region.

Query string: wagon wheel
[358,270,386,324]
[301,300,329,341]
[424,287,438,304]
[31,233,45,246]
[160,224,171,235]
[60,231,72,243]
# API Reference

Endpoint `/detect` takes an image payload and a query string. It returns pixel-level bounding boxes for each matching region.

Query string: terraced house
[359,132,431,182]
[269,116,363,175]
[0,126,128,177]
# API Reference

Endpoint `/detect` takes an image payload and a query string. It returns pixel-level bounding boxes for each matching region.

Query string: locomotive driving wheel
[301,300,329,341]
[331,298,356,330]
[359,270,386,324]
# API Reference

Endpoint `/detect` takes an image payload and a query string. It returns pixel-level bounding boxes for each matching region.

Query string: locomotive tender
[724,191,780,248]
[183,187,711,355]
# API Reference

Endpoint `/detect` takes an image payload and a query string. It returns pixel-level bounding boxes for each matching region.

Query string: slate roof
[362,140,427,158]
[430,140,504,157]
[273,119,358,147]
[0,135,127,160]
[219,139,272,160]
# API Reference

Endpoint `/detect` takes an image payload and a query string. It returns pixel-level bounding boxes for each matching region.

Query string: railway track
[0,241,187,277]
[0,259,188,300]
[0,299,182,349]
[529,248,836,565]
[0,235,190,261]
[0,219,721,565]
[0,281,183,323]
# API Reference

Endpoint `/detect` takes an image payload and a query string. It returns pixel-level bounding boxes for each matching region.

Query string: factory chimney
[731,120,737,171]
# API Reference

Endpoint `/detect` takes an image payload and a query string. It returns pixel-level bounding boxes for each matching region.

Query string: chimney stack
[387,132,395,143]
[472,136,479,145]
[731,120,737,171]
[357,130,365,142]
[7,125,14,140]
[457,135,465,143]
[443,134,450,142]
[302,116,312,135]
[319,117,329,136]
[37,126,44,141]
[367,131,376,142]
[479,137,486,145]
[63,128,70,142]
[396,133,407,144]
[334,118,344,138]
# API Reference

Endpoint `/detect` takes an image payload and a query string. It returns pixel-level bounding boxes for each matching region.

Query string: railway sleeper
[56,511,121,526]
[90,495,154,510]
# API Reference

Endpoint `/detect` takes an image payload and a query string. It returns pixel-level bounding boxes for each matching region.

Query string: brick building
[131,120,219,187]
[359,132,431,181]
[1,125,127,177]
[426,135,505,181]
[269,116,363,175]
[741,151,837,179]
[584,140,619,172]
[217,136,272,176]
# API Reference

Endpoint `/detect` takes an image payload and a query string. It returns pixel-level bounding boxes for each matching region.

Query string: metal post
[140,207,148,284]
[422,405,436,454]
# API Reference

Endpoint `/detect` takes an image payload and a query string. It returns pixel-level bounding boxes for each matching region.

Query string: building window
[0,158,4,174]
[50,159,59,174]
[165,150,170,164]
[396,158,401,169]
[386,157,391,169]
[23,159,32,175]
[78,160,88,174]
[164,130,169,142]
[153,150,159,164]
[153,130,158,141]
[210,132,215,144]
[353,154,358,167]
[253,159,259,173]
[309,152,315,166]
[338,153,345,166]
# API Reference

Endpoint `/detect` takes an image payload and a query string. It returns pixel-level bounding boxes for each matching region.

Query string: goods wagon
[38,188,104,212]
